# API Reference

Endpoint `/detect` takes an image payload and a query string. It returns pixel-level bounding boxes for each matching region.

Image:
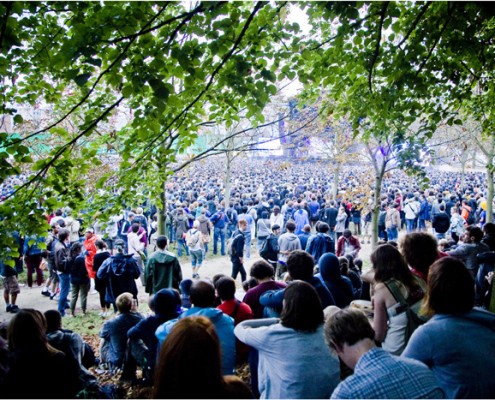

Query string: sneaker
[50,292,56,300]
[6,304,12,313]
[9,305,19,313]
[41,289,50,297]
[90,289,98,295]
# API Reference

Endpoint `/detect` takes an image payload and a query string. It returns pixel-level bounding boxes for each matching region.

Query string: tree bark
[486,162,494,224]
[333,164,340,199]
[157,178,167,235]
[223,154,232,208]
[371,166,384,248]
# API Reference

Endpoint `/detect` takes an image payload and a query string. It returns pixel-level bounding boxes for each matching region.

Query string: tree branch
[397,1,432,49]
[142,1,266,155]
[368,2,389,93]
[0,2,13,52]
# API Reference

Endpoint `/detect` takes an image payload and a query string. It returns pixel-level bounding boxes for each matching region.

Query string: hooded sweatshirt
[277,232,301,263]
[155,306,235,375]
[144,250,182,294]
[97,253,140,303]
[317,253,354,308]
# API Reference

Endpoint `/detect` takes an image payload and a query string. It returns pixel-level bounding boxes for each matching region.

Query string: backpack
[385,280,428,343]
[186,229,200,248]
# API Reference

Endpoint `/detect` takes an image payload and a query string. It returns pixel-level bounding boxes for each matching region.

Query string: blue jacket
[316,253,354,308]
[418,199,430,220]
[155,306,235,375]
[97,253,140,303]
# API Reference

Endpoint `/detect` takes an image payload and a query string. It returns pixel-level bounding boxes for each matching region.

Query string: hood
[46,330,65,346]
[110,254,134,276]
[153,288,181,320]
[319,253,342,281]
[151,251,177,264]
[285,233,299,241]
[197,215,208,222]
[181,306,224,323]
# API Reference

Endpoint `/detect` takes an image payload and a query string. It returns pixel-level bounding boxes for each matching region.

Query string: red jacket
[336,235,361,257]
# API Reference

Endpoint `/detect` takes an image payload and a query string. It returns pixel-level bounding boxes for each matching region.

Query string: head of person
[156,235,168,250]
[131,223,140,233]
[215,277,236,302]
[250,260,275,281]
[116,292,134,314]
[400,232,438,278]
[303,224,311,233]
[58,228,70,243]
[153,289,181,320]
[319,253,342,281]
[261,211,269,219]
[318,222,330,234]
[273,206,280,215]
[371,244,415,288]
[8,309,54,354]
[153,316,225,399]
[343,229,352,239]
[190,280,215,308]
[43,309,63,334]
[69,241,83,259]
[285,220,296,233]
[483,222,495,236]
[238,219,248,232]
[95,239,107,251]
[84,227,94,239]
[179,279,193,297]
[192,220,200,229]
[114,239,126,254]
[464,225,483,243]
[280,281,323,332]
[422,257,474,317]
[136,207,144,215]
[287,250,315,281]
[338,256,349,275]
[324,308,376,369]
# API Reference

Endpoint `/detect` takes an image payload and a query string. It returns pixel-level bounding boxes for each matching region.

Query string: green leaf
[74,73,92,86]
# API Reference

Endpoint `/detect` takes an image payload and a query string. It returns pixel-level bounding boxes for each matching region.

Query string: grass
[63,309,107,336]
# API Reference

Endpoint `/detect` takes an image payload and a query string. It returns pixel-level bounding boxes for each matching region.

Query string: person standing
[127,223,146,286]
[93,240,112,316]
[145,235,183,293]
[186,221,203,278]
[83,228,98,293]
[210,206,229,256]
[54,229,71,317]
[196,208,213,258]
[69,242,90,316]
[230,219,248,283]
[277,221,301,279]
[385,203,401,241]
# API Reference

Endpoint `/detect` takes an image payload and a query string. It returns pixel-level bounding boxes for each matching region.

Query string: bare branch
[397,2,432,49]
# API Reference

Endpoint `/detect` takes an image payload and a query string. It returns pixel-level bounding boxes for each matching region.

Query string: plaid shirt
[331,347,444,399]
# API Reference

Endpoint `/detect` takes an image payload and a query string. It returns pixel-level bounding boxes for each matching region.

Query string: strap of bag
[231,300,241,319]
[384,279,409,314]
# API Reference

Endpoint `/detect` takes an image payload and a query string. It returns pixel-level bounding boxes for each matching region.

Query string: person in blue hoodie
[316,253,354,308]
[155,279,236,375]
[124,289,181,383]
[260,250,335,317]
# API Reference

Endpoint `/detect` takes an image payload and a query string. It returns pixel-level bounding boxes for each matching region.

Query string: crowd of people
[1,159,495,398]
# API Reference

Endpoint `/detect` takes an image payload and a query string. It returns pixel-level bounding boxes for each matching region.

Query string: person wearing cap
[84,227,98,292]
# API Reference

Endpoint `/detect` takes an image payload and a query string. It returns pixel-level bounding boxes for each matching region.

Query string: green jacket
[144,250,182,294]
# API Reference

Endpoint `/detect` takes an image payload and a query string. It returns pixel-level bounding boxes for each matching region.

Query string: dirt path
[1,241,374,325]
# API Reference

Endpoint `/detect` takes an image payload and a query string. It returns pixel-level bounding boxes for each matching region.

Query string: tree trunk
[157,178,167,235]
[371,169,384,247]
[223,154,232,208]
[333,165,340,199]
[486,163,494,223]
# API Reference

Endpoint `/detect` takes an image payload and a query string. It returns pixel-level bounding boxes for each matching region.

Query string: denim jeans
[213,227,226,255]
[417,218,426,231]
[177,238,189,257]
[227,224,236,239]
[405,219,416,233]
[58,272,71,316]
[387,227,398,241]
[244,231,252,258]
[190,249,203,268]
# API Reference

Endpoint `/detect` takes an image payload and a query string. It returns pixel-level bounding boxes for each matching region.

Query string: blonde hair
[116,292,134,313]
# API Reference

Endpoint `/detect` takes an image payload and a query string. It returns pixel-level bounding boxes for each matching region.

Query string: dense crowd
[1,159,495,398]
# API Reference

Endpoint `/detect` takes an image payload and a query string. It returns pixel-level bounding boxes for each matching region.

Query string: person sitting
[243,260,286,319]
[124,289,181,383]
[99,292,143,372]
[446,226,489,278]
[336,229,361,257]
[216,277,253,364]
[317,253,354,308]
[325,308,444,399]
[306,222,335,264]
[235,281,340,399]
[260,250,335,317]
[371,244,425,355]
[403,257,495,398]
[155,279,236,376]
[44,310,98,390]
[179,278,193,309]
[153,316,252,399]
[4,309,80,398]
[400,232,443,282]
